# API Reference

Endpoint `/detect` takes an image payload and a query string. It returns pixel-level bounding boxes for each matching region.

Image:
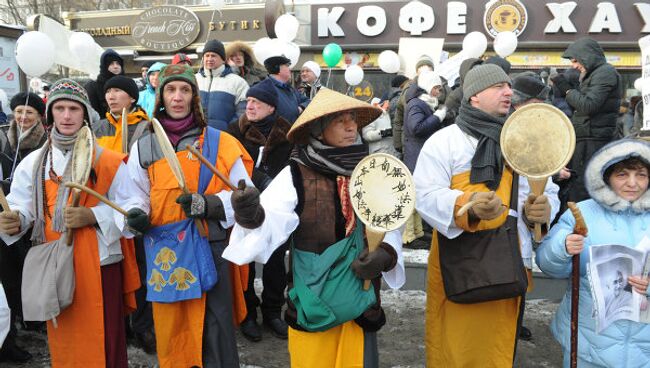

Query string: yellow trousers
[288,321,364,368]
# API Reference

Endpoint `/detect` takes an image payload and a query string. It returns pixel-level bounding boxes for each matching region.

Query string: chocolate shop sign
[132,6,200,52]
[312,0,650,46]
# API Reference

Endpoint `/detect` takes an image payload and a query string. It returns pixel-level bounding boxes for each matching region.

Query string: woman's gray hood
[585,138,650,213]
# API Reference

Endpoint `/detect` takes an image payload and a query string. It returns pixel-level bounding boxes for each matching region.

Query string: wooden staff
[64,182,128,216]
[567,202,588,368]
[185,145,237,191]
[0,188,10,212]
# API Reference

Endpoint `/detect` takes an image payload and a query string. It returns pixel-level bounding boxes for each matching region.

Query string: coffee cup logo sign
[132,6,200,52]
[484,0,528,37]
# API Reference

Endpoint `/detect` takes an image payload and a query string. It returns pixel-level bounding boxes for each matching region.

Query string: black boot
[264,318,288,340]
[518,325,532,341]
[240,319,262,342]
[134,330,157,355]
[0,341,32,363]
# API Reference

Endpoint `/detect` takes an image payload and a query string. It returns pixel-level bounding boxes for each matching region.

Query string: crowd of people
[0,35,648,368]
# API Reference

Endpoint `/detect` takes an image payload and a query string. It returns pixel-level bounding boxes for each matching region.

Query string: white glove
[433,106,447,121]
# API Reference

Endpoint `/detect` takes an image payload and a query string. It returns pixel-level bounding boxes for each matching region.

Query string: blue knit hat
[246,79,277,108]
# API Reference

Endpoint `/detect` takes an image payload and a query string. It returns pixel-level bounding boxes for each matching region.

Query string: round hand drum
[349,153,416,289]
[500,103,575,241]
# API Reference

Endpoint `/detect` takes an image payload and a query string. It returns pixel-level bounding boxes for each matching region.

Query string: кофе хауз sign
[132,6,200,52]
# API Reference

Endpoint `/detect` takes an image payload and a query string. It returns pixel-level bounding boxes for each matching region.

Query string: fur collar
[584,139,650,213]
[238,114,291,161]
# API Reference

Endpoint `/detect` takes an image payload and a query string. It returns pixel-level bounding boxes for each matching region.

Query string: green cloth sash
[288,221,377,332]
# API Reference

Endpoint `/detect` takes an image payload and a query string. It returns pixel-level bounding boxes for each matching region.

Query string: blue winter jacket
[195,64,249,131]
[536,139,650,368]
[403,82,442,172]
[268,76,309,125]
[138,62,165,119]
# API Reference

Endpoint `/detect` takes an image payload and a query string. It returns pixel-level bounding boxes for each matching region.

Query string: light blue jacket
[536,139,650,368]
[138,62,165,119]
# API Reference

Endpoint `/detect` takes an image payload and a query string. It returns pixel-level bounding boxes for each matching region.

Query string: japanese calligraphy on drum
[349,153,416,231]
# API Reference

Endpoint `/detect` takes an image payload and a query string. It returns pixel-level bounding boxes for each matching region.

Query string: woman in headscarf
[224,88,405,367]
[537,139,650,367]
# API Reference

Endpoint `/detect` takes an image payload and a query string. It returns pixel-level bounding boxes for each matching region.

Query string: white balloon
[493,31,518,58]
[16,31,55,77]
[378,50,400,74]
[274,14,300,43]
[253,37,274,63]
[462,32,488,59]
[283,42,301,69]
[207,0,226,10]
[635,78,644,92]
[69,32,96,61]
[345,65,364,86]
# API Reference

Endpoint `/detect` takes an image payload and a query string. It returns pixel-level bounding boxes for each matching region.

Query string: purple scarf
[159,113,196,146]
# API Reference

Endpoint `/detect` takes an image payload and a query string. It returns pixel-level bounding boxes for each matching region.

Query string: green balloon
[322,43,343,67]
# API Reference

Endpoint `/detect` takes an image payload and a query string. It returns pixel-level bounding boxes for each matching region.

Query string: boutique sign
[131,6,200,52]
[312,0,650,47]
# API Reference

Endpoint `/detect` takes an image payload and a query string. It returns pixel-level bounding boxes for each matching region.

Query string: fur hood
[226,41,260,68]
[584,139,650,213]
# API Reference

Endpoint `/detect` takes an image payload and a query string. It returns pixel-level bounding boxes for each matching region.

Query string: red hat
[172,53,192,65]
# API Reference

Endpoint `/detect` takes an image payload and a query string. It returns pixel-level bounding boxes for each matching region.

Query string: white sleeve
[213,157,254,229]
[382,228,405,289]
[413,137,464,239]
[0,284,9,347]
[113,143,151,237]
[223,166,299,265]
[516,176,561,264]
[0,151,37,245]
[92,162,129,252]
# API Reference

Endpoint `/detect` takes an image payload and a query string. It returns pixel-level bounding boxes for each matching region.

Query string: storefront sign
[312,0,650,47]
[67,6,266,52]
[131,6,200,52]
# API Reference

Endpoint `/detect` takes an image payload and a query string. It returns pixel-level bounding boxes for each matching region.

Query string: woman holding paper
[537,138,650,368]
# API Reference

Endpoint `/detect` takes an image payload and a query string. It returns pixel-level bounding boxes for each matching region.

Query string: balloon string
[204,9,221,44]
[346,85,352,96]
[326,67,332,88]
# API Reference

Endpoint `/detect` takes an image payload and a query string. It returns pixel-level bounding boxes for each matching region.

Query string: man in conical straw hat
[0,78,140,367]
[224,88,405,367]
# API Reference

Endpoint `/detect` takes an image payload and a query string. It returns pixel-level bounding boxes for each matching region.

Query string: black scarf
[253,114,276,137]
[455,100,507,190]
[291,137,368,177]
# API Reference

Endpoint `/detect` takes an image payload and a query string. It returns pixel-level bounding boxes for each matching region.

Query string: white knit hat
[302,61,321,78]
[417,70,442,95]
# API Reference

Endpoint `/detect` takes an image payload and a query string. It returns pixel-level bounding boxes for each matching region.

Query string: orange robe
[45,148,140,367]
[147,130,252,368]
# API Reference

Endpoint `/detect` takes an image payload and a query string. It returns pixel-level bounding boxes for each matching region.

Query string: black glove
[230,179,265,229]
[351,243,397,280]
[126,208,150,234]
[551,74,573,98]
[176,193,226,220]
[380,129,392,138]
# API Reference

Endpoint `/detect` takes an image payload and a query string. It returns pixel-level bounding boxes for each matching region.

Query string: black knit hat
[264,55,291,74]
[391,75,409,88]
[10,92,46,116]
[203,39,226,61]
[485,56,511,75]
[246,79,278,108]
[104,75,140,101]
[512,73,550,106]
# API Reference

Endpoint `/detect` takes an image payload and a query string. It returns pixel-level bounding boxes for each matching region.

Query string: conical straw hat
[287,87,383,144]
